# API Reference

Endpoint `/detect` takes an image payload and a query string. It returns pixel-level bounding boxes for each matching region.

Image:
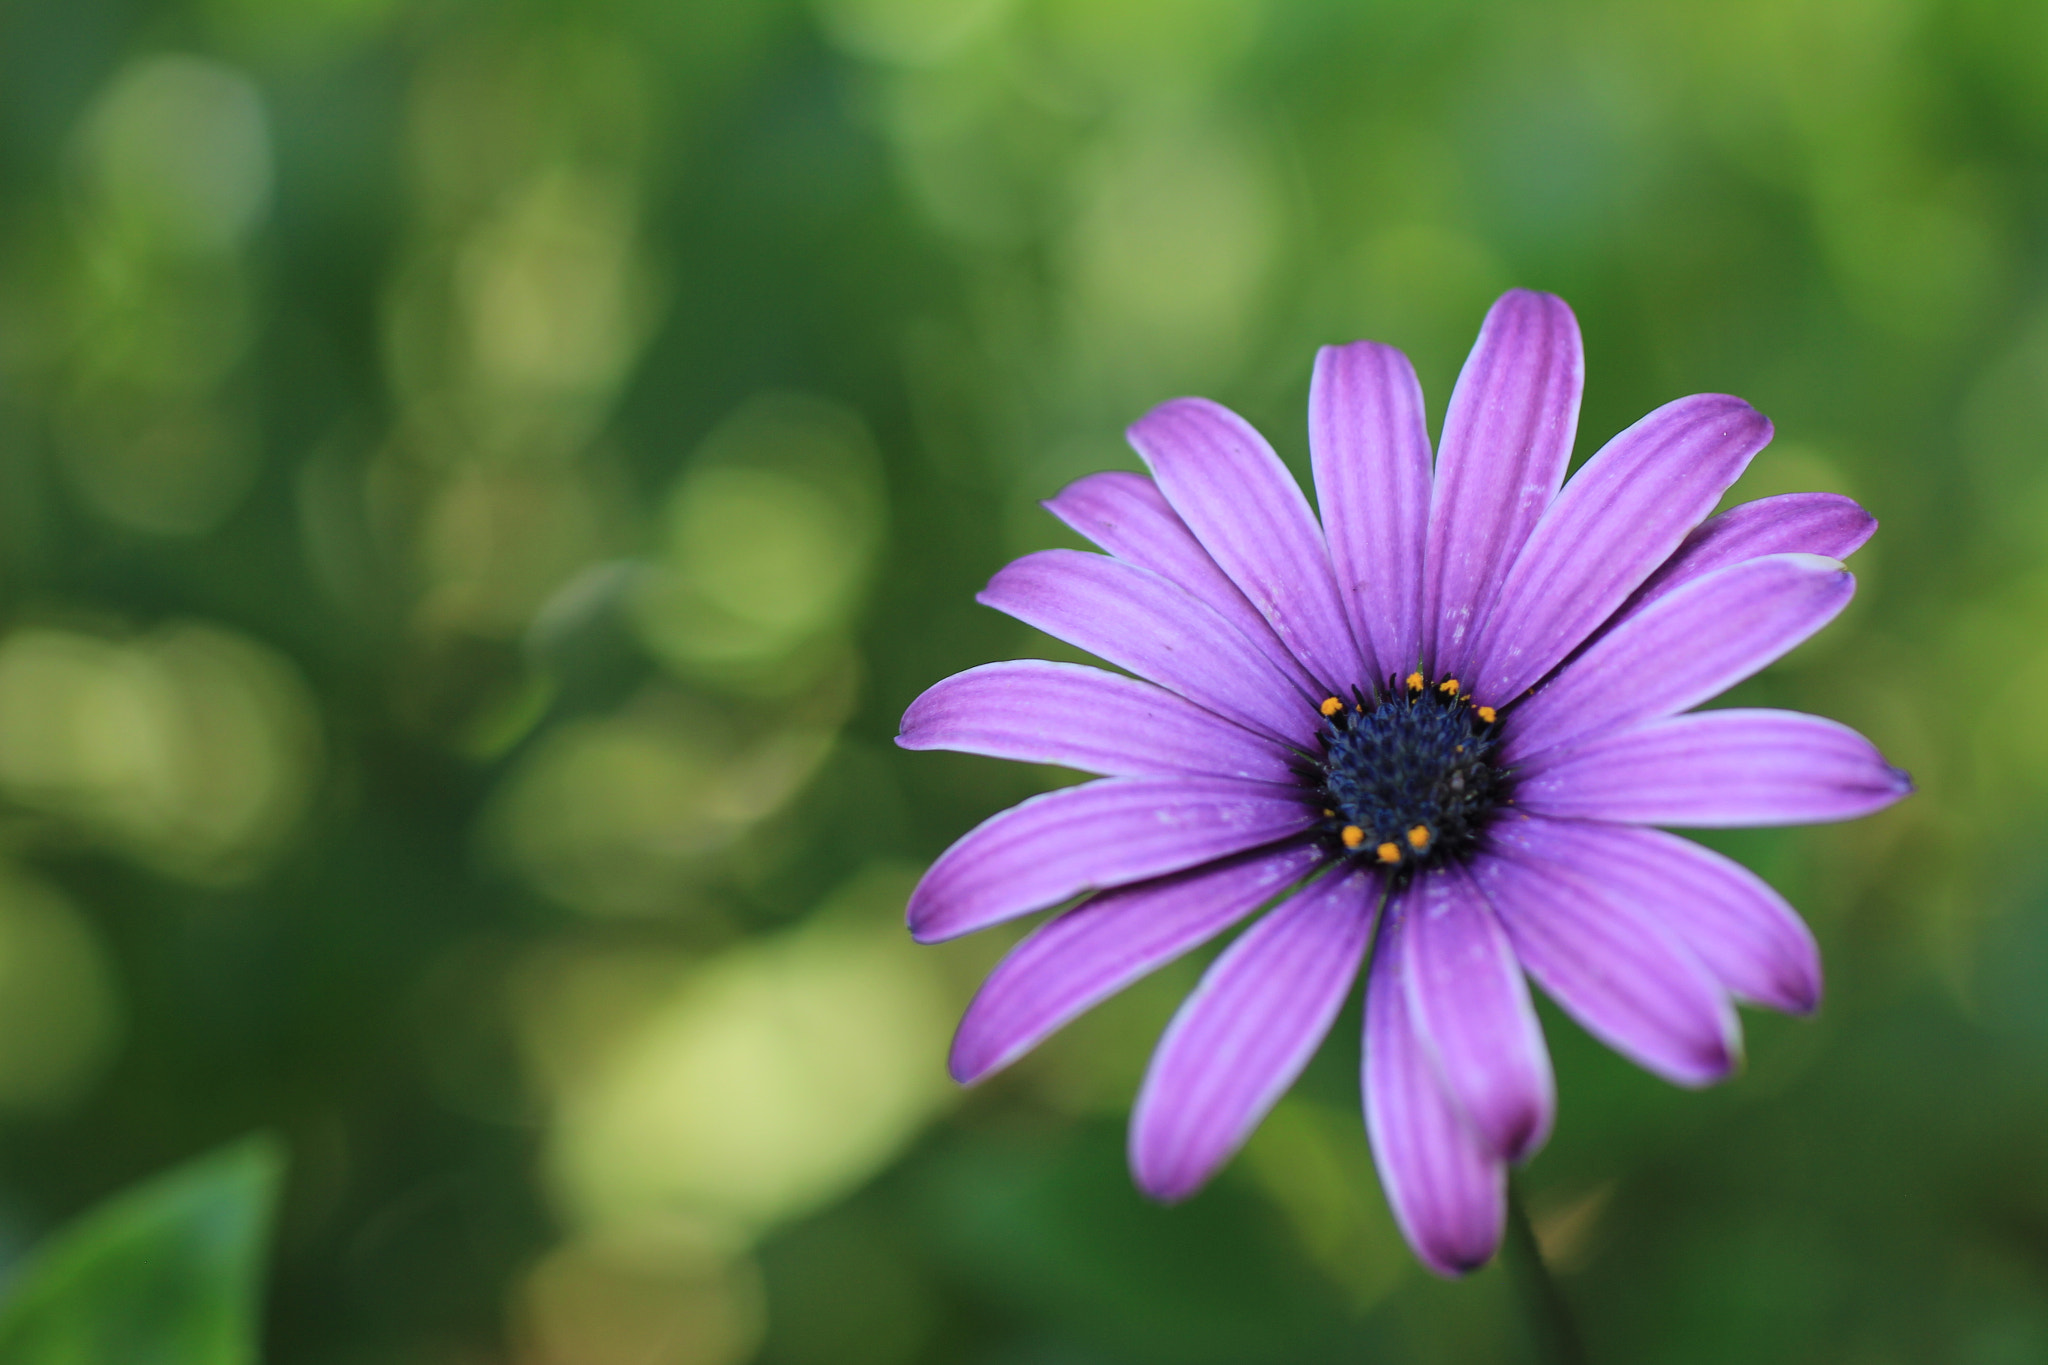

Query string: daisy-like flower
[897,290,1911,1275]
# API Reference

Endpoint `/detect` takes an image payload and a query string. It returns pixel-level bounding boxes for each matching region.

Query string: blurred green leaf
[0,1135,283,1365]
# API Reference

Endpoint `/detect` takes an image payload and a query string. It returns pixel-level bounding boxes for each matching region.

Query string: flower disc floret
[1316,675,1503,873]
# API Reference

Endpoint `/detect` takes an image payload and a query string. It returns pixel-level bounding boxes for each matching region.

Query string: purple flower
[897,290,1911,1275]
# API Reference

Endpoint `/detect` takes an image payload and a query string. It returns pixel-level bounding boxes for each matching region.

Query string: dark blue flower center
[1313,674,1505,874]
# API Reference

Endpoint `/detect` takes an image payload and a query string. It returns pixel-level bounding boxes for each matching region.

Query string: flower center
[1313,672,1505,874]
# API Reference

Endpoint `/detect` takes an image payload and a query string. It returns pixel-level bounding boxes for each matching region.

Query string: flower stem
[1504,1179,1588,1365]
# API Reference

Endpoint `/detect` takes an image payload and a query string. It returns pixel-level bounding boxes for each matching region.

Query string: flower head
[897,290,1911,1275]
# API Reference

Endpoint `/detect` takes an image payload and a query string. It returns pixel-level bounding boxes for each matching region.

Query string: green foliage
[0,1138,281,1365]
[0,0,2043,1359]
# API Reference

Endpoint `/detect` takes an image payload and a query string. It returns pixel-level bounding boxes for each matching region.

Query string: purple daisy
[897,290,1911,1275]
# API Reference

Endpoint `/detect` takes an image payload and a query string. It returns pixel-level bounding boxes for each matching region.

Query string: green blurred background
[0,0,2039,1359]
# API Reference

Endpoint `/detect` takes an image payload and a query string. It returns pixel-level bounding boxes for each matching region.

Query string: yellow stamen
[1322,808,1335,818]
[1341,825,1366,849]
[1438,678,1460,696]
[1407,824,1431,850]
[1375,842,1402,864]
[1405,671,1425,692]
[1320,696,1345,717]
[1476,705,1497,724]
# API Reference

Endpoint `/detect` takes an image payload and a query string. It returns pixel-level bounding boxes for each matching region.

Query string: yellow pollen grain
[1341,825,1366,849]
[1376,842,1402,864]
[1439,678,1460,696]
[1405,671,1425,692]
[1476,705,1497,723]
[1407,825,1431,850]
[1320,696,1345,717]
[1322,808,1335,818]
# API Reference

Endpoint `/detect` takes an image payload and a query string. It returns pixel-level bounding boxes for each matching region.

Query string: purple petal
[898,660,1299,784]
[1504,554,1855,765]
[1128,865,1378,1201]
[1467,395,1774,705]
[1310,341,1433,684]
[907,777,1316,944]
[1397,868,1554,1162]
[1616,492,1876,627]
[1498,819,1819,1013]
[1422,290,1584,682]
[979,549,1320,748]
[1127,398,1366,694]
[1364,910,1505,1277]
[1516,708,1912,827]
[1044,472,1321,696]
[949,841,1324,1083]
[1477,817,1741,1086]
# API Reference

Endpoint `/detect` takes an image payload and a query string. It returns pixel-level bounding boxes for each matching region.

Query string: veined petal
[1128,398,1365,693]
[1477,818,1741,1087]
[1500,819,1820,1013]
[949,841,1324,1083]
[979,549,1320,748]
[1517,708,1912,827]
[1364,911,1505,1277]
[1504,554,1855,765]
[1423,290,1583,681]
[1398,868,1554,1162]
[906,777,1316,943]
[1044,471,1320,696]
[1310,341,1434,685]
[1468,395,1774,705]
[1129,865,1378,1202]
[1615,492,1876,627]
[898,660,1299,784]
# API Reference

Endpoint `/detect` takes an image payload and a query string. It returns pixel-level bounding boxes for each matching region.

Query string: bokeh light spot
[0,870,121,1113]
[74,55,273,256]
[0,623,321,883]
[514,1219,765,1365]
[634,395,885,684]
[538,865,955,1238]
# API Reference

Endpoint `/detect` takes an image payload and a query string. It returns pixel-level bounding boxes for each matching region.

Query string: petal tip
[1687,393,1772,449]
[1419,1244,1499,1279]
[1486,288,1581,344]
[1781,551,1852,578]
[1125,395,1208,443]
[1741,962,1821,1018]
[1128,1111,1216,1205]
[1496,285,1565,310]
[1783,956,1825,1016]
[946,1037,994,1086]
[904,901,951,944]
[1128,1156,1199,1206]
[1501,1110,1555,1166]
[1778,984,1822,1017]
[1314,336,1401,366]
[1677,1035,1744,1088]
